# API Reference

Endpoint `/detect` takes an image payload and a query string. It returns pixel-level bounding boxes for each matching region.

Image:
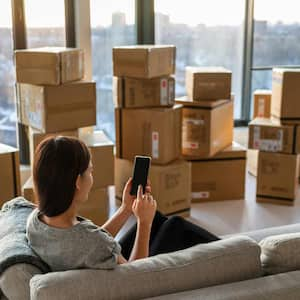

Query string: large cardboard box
[79,131,114,189]
[15,47,84,85]
[28,127,79,165]
[253,89,271,119]
[248,118,295,153]
[115,158,191,215]
[247,149,258,177]
[191,142,246,202]
[0,144,21,206]
[115,105,182,165]
[22,177,109,225]
[176,97,233,158]
[17,81,96,133]
[185,67,231,101]
[271,68,300,122]
[113,45,176,78]
[113,76,175,108]
[256,152,299,205]
[78,187,109,226]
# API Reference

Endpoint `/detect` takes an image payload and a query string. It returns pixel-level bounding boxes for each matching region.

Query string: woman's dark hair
[33,136,91,217]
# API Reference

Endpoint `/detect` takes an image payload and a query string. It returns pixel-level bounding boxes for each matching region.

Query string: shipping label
[160,78,168,105]
[258,98,265,117]
[191,191,210,199]
[253,126,283,152]
[152,131,159,159]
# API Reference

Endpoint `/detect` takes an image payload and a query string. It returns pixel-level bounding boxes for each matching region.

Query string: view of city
[1,1,300,147]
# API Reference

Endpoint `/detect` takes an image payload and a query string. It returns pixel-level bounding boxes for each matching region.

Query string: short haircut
[33,136,91,217]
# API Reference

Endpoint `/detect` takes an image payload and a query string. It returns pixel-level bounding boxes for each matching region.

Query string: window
[90,0,136,141]
[0,0,16,147]
[24,0,65,48]
[250,0,300,116]
[155,0,245,119]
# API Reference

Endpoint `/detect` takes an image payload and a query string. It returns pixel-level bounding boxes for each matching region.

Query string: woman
[26,136,219,271]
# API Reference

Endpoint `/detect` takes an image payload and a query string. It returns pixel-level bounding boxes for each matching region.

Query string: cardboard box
[17,81,96,133]
[78,187,109,226]
[271,68,300,122]
[113,76,175,108]
[113,45,176,78]
[115,105,182,165]
[253,89,271,119]
[115,158,191,215]
[247,149,258,177]
[22,177,109,225]
[15,47,84,85]
[22,176,35,203]
[176,97,233,158]
[185,67,231,101]
[28,127,79,165]
[0,144,21,206]
[79,131,114,189]
[248,118,295,153]
[256,152,299,204]
[191,142,246,202]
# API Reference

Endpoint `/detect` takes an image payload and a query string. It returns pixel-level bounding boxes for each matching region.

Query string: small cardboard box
[247,149,258,177]
[15,47,84,85]
[191,142,246,202]
[28,127,79,165]
[17,81,96,133]
[22,176,35,203]
[248,118,295,153]
[78,187,109,226]
[253,89,271,119]
[79,131,114,189]
[256,151,299,204]
[0,144,21,206]
[115,105,182,165]
[113,45,176,78]
[185,67,231,101]
[271,68,300,122]
[113,76,175,108]
[115,158,191,215]
[176,97,233,158]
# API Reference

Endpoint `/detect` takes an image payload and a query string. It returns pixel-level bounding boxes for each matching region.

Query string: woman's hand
[121,178,151,214]
[132,185,157,226]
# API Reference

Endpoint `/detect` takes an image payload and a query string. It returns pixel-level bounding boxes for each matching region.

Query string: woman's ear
[75,175,81,190]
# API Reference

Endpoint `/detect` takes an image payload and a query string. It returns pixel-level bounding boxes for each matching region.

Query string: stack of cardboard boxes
[15,47,114,225]
[248,68,300,205]
[113,45,191,217]
[176,67,246,202]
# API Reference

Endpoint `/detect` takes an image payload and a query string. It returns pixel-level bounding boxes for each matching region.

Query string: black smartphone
[130,155,151,196]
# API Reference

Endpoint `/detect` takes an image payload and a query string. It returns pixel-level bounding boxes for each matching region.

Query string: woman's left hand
[121,178,151,214]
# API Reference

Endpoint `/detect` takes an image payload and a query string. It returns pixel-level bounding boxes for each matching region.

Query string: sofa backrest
[30,236,262,300]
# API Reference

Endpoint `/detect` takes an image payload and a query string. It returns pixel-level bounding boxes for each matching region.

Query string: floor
[111,127,300,238]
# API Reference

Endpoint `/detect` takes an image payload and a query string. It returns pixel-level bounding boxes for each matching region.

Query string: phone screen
[130,156,151,196]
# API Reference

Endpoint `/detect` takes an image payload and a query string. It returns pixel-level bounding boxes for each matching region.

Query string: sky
[1,0,300,28]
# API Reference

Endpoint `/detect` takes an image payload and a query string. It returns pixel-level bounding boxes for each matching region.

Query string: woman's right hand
[132,185,157,226]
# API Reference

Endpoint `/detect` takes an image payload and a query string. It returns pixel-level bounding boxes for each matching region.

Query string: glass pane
[90,0,136,141]
[0,0,17,147]
[250,70,272,117]
[155,0,245,119]
[25,0,65,48]
[253,0,300,67]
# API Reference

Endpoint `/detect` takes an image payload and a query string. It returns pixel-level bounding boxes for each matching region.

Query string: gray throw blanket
[0,197,50,275]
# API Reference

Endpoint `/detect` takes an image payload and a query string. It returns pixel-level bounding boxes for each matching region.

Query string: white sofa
[2,223,300,300]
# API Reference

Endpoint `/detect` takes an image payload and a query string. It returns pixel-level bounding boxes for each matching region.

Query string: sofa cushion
[0,263,42,300]
[30,236,262,300]
[260,232,300,275]
[146,270,300,300]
